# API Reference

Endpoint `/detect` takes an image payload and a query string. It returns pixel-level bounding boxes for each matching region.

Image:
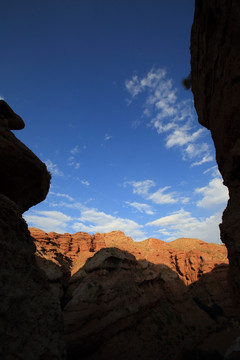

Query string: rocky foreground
[30,228,240,359]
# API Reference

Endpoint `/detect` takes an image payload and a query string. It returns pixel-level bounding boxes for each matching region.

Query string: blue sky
[1,0,228,243]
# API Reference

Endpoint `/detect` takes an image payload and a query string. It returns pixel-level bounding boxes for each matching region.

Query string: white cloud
[146,208,223,243]
[70,145,79,155]
[24,210,72,233]
[203,165,219,176]
[125,68,214,166]
[67,156,74,166]
[128,180,155,196]
[191,154,214,167]
[148,186,177,204]
[166,128,204,148]
[195,177,229,208]
[49,191,74,201]
[73,208,146,241]
[126,180,188,206]
[104,134,112,141]
[49,201,84,210]
[125,201,154,215]
[67,155,80,170]
[45,159,63,176]
[81,179,90,186]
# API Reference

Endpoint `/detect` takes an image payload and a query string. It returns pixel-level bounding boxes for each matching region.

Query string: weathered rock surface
[30,228,240,359]
[191,0,240,310]
[0,102,65,359]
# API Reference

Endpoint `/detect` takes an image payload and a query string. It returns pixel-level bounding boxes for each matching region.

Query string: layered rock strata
[191,0,240,309]
[0,101,65,359]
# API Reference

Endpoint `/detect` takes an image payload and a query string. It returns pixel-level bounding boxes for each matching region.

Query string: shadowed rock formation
[30,228,240,359]
[0,100,51,213]
[0,102,65,359]
[190,0,240,311]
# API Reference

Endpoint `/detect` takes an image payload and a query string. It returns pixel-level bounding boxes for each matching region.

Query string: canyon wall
[191,0,240,308]
[0,101,65,359]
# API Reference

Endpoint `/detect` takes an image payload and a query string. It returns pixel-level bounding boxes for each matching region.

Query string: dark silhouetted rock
[191,0,240,308]
[0,100,50,213]
[0,103,65,359]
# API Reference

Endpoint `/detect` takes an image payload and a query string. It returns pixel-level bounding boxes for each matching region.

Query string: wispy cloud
[70,145,80,155]
[49,191,74,201]
[104,133,112,141]
[126,179,188,205]
[125,68,213,166]
[125,201,154,215]
[67,154,80,170]
[146,208,223,243]
[148,186,178,205]
[129,180,155,196]
[203,165,219,176]
[80,179,90,186]
[45,159,63,176]
[49,200,84,210]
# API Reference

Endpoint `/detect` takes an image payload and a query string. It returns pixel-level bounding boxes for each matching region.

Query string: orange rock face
[30,228,228,285]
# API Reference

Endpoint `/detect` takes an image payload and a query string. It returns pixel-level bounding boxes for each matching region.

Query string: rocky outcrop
[0,100,50,213]
[190,1,240,309]
[30,228,240,359]
[0,102,65,359]
[30,228,228,285]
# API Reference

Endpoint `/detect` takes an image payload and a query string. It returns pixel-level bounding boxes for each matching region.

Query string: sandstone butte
[30,227,240,359]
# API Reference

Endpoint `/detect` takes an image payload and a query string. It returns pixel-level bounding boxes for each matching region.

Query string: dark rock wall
[191,0,240,308]
[0,101,65,359]
[0,101,51,213]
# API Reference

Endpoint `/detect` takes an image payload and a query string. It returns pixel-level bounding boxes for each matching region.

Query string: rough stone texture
[0,103,65,359]
[30,228,240,359]
[0,100,50,213]
[190,0,240,309]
